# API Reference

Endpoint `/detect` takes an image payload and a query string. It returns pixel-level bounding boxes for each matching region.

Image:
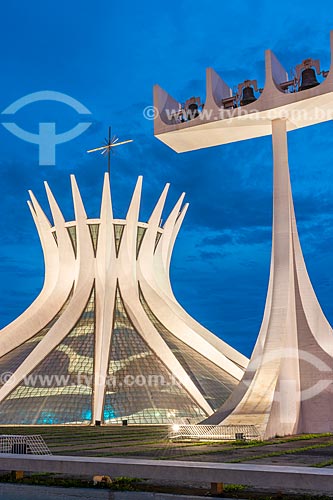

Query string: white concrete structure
[0,174,247,425]
[205,119,333,438]
[1,454,333,495]
[154,32,333,152]
[154,33,333,438]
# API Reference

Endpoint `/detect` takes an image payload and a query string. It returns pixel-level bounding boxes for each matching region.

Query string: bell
[187,103,199,120]
[240,86,257,106]
[299,68,320,91]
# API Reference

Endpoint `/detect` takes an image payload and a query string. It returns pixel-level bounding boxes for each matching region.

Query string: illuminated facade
[0,174,247,425]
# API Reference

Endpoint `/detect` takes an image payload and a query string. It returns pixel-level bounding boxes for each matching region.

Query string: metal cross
[87,126,133,176]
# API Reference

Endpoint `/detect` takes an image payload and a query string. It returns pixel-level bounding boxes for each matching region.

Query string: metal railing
[169,424,261,441]
[0,435,51,455]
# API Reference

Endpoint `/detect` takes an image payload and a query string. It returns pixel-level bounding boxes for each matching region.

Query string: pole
[108,126,111,177]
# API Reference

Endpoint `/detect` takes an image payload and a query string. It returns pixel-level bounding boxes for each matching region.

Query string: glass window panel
[51,230,58,245]
[0,289,73,388]
[136,226,146,258]
[139,287,238,411]
[0,288,95,425]
[67,226,77,258]
[154,231,162,252]
[88,224,100,256]
[113,224,125,257]
[103,287,206,424]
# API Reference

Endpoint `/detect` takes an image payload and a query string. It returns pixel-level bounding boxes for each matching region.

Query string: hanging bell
[240,86,257,106]
[187,103,199,120]
[299,68,320,91]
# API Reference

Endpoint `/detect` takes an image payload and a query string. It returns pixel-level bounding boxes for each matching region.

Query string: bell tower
[153,31,333,438]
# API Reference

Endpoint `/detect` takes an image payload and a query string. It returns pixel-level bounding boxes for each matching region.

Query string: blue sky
[0,1,332,357]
